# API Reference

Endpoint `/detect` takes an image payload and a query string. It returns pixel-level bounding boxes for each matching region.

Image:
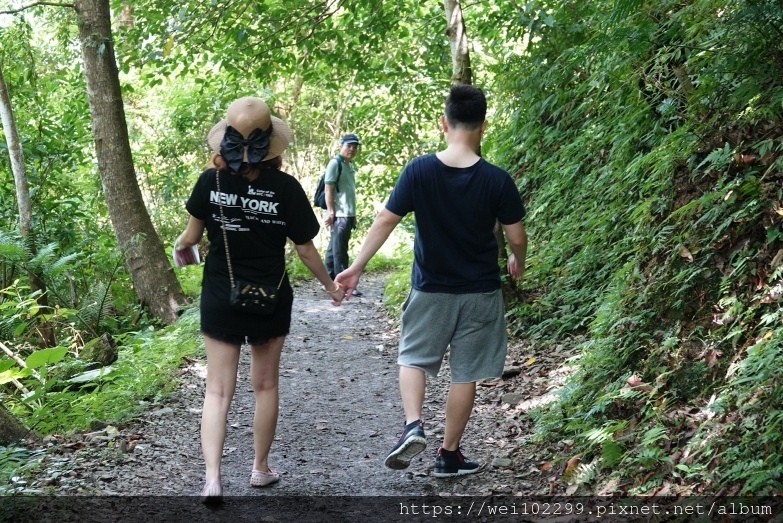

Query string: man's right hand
[507,254,525,279]
[324,213,335,228]
[335,267,361,300]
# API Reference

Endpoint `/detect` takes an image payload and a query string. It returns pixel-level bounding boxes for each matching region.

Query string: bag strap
[215,170,236,288]
[215,170,285,289]
[327,158,343,193]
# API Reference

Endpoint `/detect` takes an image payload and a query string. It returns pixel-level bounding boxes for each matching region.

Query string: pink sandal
[250,468,280,487]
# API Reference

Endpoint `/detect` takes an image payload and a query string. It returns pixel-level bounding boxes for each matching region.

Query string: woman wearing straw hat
[175,97,346,502]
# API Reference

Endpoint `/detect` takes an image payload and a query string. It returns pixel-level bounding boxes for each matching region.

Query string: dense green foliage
[0,308,204,493]
[1,0,782,496]
[490,0,783,494]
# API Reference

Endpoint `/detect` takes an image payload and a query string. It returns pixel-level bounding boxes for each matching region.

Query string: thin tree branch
[0,340,40,383]
[0,2,74,15]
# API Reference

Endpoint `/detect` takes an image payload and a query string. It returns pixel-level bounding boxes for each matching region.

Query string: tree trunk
[0,66,32,238]
[0,401,31,445]
[74,0,185,324]
[443,0,472,85]
[0,62,56,346]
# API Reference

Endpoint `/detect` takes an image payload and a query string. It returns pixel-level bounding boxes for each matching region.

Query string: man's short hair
[445,84,487,130]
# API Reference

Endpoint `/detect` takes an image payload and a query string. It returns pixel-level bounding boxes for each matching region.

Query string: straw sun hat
[206,97,292,163]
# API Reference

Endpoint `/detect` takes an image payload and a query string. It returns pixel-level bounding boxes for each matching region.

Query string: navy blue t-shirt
[385,154,525,293]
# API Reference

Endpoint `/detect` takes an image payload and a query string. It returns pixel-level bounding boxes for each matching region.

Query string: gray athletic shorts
[398,288,507,383]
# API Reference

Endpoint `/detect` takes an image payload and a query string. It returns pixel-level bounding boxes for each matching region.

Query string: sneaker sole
[432,465,482,478]
[384,436,427,470]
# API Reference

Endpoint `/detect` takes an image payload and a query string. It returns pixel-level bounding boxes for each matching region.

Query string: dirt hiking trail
[9,273,574,513]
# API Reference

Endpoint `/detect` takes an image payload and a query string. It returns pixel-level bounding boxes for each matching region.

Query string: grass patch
[7,308,203,435]
[175,264,204,298]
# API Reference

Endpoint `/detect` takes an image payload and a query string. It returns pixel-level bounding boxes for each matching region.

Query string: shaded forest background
[0,0,782,496]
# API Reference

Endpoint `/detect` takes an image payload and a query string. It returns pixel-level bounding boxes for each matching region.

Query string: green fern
[696,143,732,172]
[78,282,115,335]
[0,230,30,263]
[43,253,80,279]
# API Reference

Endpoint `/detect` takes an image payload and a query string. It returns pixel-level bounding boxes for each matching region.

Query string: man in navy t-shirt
[336,84,527,477]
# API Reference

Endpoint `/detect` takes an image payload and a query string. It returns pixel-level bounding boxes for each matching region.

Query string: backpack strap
[334,159,343,192]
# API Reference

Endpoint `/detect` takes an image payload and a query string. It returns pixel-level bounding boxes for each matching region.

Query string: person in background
[323,133,363,296]
[336,84,527,477]
[174,97,345,502]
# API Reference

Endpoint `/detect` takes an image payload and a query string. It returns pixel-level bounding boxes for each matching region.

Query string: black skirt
[199,263,293,345]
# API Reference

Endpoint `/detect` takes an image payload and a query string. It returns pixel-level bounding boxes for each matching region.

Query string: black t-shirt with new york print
[188,167,318,280]
[186,167,319,337]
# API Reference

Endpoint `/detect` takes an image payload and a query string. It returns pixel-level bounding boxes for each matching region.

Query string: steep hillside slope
[488,0,783,495]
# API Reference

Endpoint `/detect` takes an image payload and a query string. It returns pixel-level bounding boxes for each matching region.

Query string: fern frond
[28,242,59,272]
[575,460,600,485]
[43,253,80,279]
[607,0,646,26]
[0,229,30,263]
[697,143,732,171]
[78,282,114,333]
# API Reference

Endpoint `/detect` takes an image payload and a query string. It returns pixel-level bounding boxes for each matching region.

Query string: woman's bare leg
[201,336,241,484]
[249,335,285,472]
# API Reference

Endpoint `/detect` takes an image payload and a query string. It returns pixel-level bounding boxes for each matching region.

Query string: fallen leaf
[705,349,722,368]
[733,153,757,166]
[598,478,620,496]
[564,454,582,475]
[678,245,694,262]
[626,374,653,393]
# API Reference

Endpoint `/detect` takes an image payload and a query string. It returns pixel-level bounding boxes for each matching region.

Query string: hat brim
[207,116,291,161]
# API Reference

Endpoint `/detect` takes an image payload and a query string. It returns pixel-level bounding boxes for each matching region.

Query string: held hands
[334,268,360,300]
[322,282,345,306]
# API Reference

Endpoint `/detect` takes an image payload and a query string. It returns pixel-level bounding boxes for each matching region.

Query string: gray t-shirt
[324,154,356,217]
